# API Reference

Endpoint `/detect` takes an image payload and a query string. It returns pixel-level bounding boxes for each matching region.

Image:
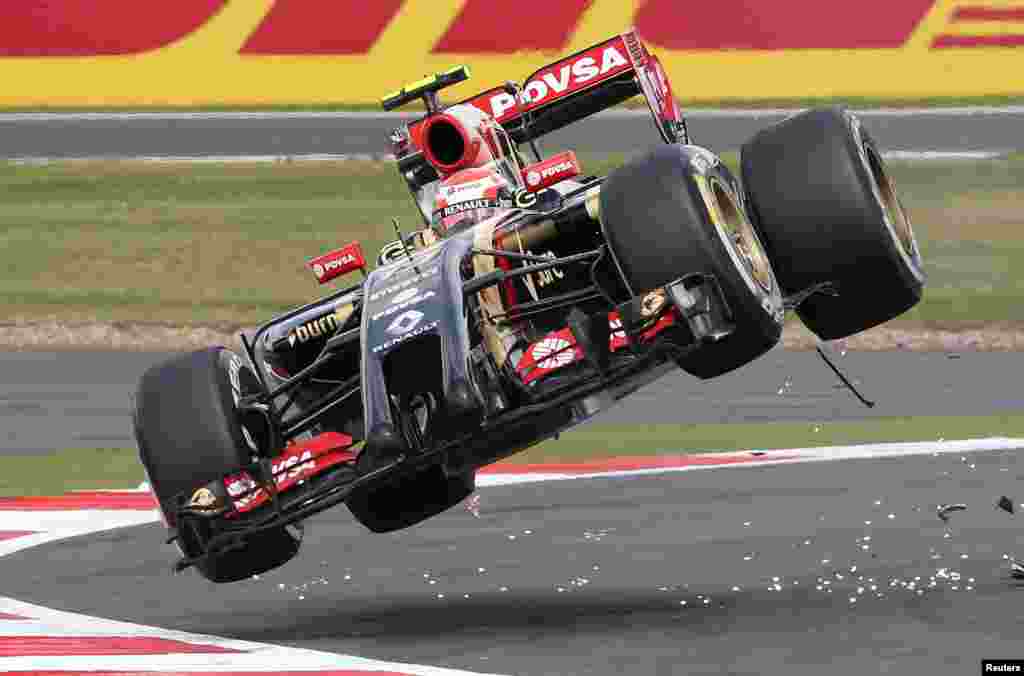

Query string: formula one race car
[134,29,925,582]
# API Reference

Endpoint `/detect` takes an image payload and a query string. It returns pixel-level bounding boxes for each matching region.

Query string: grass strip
[8,413,1024,496]
[0,154,1022,326]
[1,447,144,497]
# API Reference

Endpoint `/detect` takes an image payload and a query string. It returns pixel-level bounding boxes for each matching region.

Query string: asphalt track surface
[1,108,1021,159]
[4,349,1024,456]
[3,107,1024,674]
[3,446,1024,675]
[4,348,1024,674]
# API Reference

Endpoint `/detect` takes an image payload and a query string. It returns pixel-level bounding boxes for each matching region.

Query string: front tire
[599,144,784,379]
[134,348,301,583]
[740,107,924,340]
[346,466,475,533]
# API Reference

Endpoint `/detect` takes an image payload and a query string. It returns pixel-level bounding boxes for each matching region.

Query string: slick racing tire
[740,107,924,340]
[346,466,475,534]
[599,144,784,379]
[134,348,301,583]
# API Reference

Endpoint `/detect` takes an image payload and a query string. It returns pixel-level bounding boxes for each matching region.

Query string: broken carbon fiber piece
[815,343,874,408]
[936,503,967,522]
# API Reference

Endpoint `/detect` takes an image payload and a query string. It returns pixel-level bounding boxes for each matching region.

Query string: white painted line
[477,437,1024,486]
[0,509,505,673]
[883,150,1013,161]
[2,105,1024,123]
[685,105,1024,118]
[128,437,1024,490]
[846,105,1024,117]
[0,510,157,558]
[131,437,1024,491]
[0,598,507,675]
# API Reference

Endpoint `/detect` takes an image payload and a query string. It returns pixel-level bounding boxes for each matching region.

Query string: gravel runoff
[1,320,1023,352]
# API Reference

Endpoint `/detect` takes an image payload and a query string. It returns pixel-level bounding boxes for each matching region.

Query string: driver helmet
[432,167,515,234]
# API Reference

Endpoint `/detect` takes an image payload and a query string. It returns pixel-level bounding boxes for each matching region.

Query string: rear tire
[134,348,301,583]
[599,144,784,379]
[740,107,924,340]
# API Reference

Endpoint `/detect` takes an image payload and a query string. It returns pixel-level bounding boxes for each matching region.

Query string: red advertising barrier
[0,0,1021,105]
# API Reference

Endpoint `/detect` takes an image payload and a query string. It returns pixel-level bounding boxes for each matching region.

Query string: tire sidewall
[134,348,304,582]
[845,112,925,287]
[220,348,262,455]
[135,348,254,526]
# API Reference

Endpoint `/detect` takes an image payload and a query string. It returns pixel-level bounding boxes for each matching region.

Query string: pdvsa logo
[526,163,572,186]
[486,45,630,118]
[311,254,355,281]
[542,161,574,179]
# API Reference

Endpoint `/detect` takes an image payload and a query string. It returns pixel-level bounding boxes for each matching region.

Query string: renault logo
[386,310,424,336]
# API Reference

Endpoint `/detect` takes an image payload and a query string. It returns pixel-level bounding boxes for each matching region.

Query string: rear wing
[460,29,685,145]
[400,29,686,151]
[390,29,686,223]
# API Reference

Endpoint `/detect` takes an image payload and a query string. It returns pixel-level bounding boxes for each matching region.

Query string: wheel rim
[849,112,924,283]
[863,141,922,271]
[708,177,776,297]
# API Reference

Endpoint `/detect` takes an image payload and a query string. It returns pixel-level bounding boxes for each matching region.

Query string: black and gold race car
[134,29,924,583]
